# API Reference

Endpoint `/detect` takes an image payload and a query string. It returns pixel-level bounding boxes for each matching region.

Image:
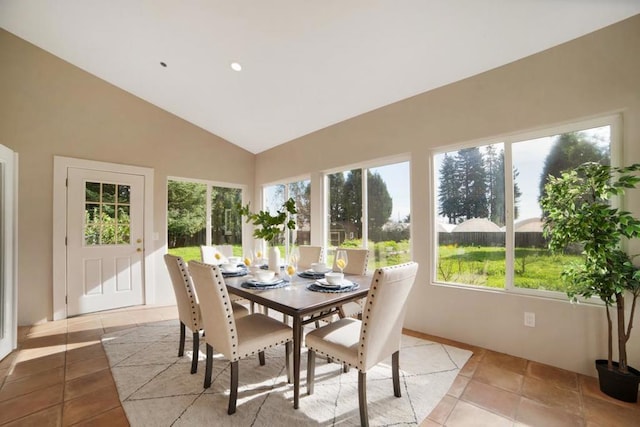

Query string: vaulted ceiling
[2,1,639,153]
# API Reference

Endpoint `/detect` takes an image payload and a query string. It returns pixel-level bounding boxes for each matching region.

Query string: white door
[0,145,16,361]
[67,168,145,316]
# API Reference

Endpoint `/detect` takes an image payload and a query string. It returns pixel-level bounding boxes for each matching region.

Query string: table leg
[293,315,302,409]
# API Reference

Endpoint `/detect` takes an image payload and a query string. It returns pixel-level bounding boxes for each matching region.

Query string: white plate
[248,278,282,286]
[316,278,352,289]
[305,268,331,274]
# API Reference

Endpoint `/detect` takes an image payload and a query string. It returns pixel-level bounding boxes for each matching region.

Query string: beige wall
[2,14,640,376]
[256,15,640,375]
[0,30,255,325]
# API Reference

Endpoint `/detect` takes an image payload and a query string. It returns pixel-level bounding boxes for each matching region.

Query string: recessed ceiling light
[230,62,242,72]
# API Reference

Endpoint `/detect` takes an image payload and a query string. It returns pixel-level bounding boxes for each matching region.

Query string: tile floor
[0,305,638,426]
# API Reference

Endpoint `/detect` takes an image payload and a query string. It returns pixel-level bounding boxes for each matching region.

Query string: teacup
[255,270,275,282]
[249,265,261,275]
[325,272,344,286]
[311,262,328,273]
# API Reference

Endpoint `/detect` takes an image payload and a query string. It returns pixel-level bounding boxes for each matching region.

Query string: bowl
[228,256,241,265]
[220,263,238,273]
[254,270,275,282]
[311,262,328,273]
[325,272,344,286]
[249,265,261,275]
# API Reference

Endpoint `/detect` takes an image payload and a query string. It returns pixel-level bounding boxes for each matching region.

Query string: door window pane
[84,182,131,245]
[211,187,242,248]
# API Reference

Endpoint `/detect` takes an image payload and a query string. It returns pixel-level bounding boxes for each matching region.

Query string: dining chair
[332,248,370,319]
[163,254,249,374]
[217,244,234,258]
[188,260,293,415]
[305,262,419,427]
[200,245,223,264]
[297,245,323,270]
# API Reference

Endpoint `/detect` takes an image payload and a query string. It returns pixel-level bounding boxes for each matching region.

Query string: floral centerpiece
[240,198,297,270]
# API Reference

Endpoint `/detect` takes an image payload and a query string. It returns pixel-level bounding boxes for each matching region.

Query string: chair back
[200,245,223,264]
[217,244,234,258]
[298,245,323,270]
[163,254,201,332]
[358,262,418,371]
[332,248,369,275]
[188,260,238,360]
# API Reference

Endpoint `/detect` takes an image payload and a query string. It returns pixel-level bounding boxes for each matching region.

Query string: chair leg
[343,362,349,373]
[203,344,213,388]
[178,322,186,357]
[392,351,401,397]
[191,332,199,374]
[228,361,239,415]
[259,350,266,366]
[358,371,369,427]
[307,349,316,395]
[285,341,292,384]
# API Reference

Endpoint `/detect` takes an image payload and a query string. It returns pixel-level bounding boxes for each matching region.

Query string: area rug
[101,320,472,426]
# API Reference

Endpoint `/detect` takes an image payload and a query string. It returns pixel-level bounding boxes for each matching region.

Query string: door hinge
[65,295,68,304]
[65,178,68,187]
[65,237,67,246]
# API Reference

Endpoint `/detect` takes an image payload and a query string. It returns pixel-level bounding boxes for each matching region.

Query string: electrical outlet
[524,312,535,327]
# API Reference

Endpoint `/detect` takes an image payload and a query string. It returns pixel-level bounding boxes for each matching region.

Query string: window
[326,160,411,269]
[262,179,311,258]
[167,179,243,256]
[433,117,615,295]
[84,181,131,245]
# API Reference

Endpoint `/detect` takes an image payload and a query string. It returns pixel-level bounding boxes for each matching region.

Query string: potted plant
[540,162,640,402]
[240,198,297,271]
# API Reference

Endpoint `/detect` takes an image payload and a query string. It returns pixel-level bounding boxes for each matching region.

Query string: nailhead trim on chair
[196,261,294,361]
[176,257,200,330]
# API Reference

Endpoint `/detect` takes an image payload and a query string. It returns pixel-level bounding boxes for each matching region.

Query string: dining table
[224,271,371,409]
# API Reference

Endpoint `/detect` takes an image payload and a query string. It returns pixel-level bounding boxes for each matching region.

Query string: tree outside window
[434,121,612,294]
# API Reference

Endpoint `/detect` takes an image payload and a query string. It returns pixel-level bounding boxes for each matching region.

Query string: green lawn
[167,242,571,292]
[437,245,580,291]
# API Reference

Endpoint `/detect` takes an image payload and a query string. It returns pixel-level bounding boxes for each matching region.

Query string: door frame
[0,145,17,360]
[53,156,155,320]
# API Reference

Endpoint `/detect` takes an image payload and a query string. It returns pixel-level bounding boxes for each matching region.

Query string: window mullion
[504,142,514,291]
[205,184,212,247]
[361,168,368,249]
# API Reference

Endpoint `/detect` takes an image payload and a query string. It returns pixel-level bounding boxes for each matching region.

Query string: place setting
[241,269,289,290]
[298,261,331,279]
[306,249,359,292]
[219,256,249,278]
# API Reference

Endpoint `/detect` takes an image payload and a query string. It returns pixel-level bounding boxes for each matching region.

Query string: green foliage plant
[540,162,640,374]
[240,198,297,246]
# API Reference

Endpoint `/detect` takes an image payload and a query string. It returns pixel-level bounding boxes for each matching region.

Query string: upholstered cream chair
[332,248,370,319]
[305,262,418,427]
[297,245,323,270]
[188,260,293,415]
[163,254,249,374]
[200,245,224,264]
[217,244,234,258]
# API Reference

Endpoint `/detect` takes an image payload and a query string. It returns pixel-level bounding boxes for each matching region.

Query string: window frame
[167,176,248,248]
[322,154,412,265]
[261,175,312,257]
[430,114,621,300]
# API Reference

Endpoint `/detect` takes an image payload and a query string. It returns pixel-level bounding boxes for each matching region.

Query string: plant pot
[595,359,640,403]
[268,246,280,272]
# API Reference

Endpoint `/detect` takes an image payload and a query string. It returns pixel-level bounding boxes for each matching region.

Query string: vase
[268,246,280,272]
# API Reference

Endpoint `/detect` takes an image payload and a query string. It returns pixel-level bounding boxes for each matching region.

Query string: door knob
[137,238,143,243]
[137,248,142,252]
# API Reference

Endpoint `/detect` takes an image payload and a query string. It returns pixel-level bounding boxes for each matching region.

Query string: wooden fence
[438,231,548,248]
